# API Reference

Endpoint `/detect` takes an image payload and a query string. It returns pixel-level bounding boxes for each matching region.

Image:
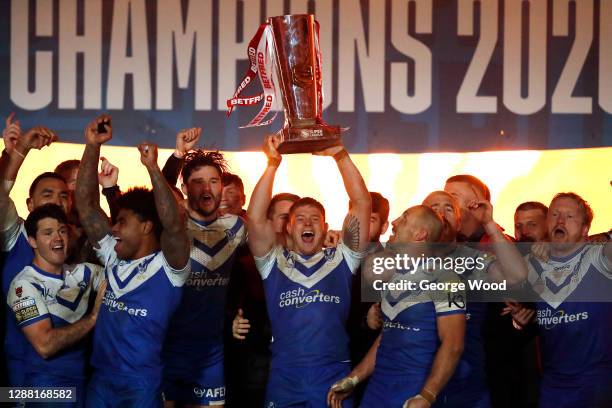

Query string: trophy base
[276,124,342,154]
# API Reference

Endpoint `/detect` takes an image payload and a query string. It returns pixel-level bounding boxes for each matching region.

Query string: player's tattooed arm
[342,214,361,251]
[75,115,112,245]
[139,143,190,270]
[314,143,370,251]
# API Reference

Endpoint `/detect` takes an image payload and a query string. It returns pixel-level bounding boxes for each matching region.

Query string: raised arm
[0,120,56,235]
[161,127,202,186]
[75,115,112,245]
[98,157,121,222]
[246,135,281,257]
[138,143,190,270]
[314,145,371,252]
[474,200,528,285]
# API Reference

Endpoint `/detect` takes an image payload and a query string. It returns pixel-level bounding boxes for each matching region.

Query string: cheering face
[547,197,589,246]
[514,209,548,242]
[287,205,326,256]
[423,192,460,232]
[423,192,460,243]
[270,200,294,235]
[444,181,484,235]
[28,178,72,215]
[111,209,150,260]
[183,166,223,219]
[28,218,69,268]
[220,182,245,216]
[388,211,417,244]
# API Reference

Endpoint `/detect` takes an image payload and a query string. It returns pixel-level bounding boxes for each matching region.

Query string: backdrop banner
[1,0,611,152]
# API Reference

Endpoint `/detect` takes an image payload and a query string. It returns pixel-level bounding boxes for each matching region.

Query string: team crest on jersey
[284,252,297,269]
[15,286,22,298]
[224,228,236,241]
[323,247,336,262]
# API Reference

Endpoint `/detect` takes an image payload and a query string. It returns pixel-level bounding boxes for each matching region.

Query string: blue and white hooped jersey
[255,243,364,368]
[376,267,466,380]
[163,214,246,374]
[526,244,612,383]
[6,262,103,379]
[91,234,190,381]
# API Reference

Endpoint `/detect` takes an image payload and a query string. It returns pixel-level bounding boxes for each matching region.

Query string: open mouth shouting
[301,230,315,244]
[552,226,567,240]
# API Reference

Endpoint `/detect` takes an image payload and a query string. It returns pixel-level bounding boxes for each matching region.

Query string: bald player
[330,205,466,408]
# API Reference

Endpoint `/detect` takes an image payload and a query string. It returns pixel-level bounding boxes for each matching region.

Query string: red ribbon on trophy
[226,23,278,127]
[227,14,342,154]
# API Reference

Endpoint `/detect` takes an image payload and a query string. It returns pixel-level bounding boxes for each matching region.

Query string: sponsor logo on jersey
[383,320,421,332]
[12,298,40,324]
[278,287,340,308]
[102,291,148,317]
[536,308,589,329]
[193,386,225,400]
[186,271,230,289]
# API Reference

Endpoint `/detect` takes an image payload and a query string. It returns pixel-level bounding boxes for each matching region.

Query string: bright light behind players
[4,141,610,241]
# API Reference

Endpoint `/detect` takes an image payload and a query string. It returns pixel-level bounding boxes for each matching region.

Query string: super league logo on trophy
[227,14,343,154]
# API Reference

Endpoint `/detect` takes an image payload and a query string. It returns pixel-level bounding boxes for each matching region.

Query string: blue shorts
[361,373,423,408]
[162,358,225,406]
[86,373,162,408]
[265,362,353,408]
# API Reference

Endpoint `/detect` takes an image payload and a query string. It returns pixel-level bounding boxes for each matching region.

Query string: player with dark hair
[162,148,246,408]
[514,201,549,243]
[0,118,70,386]
[221,172,246,217]
[74,115,190,406]
[247,135,371,407]
[6,203,105,405]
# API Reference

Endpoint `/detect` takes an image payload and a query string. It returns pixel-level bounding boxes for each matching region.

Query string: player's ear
[380,221,389,235]
[323,222,329,235]
[414,228,428,242]
[181,183,188,197]
[142,220,154,235]
[26,197,33,212]
[27,236,38,250]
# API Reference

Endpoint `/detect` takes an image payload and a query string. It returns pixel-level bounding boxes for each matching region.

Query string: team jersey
[6,262,103,379]
[526,244,612,386]
[375,266,467,380]
[445,245,495,387]
[163,214,246,375]
[91,234,190,381]
[254,242,364,368]
[1,211,35,369]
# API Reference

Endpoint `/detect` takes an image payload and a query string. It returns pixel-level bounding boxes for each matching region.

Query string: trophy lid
[267,14,315,25]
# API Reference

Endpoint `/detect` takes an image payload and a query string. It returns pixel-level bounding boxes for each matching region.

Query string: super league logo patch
[15,286,22,298]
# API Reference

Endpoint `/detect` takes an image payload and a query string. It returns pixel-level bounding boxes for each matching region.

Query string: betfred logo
[15,286,22,298]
